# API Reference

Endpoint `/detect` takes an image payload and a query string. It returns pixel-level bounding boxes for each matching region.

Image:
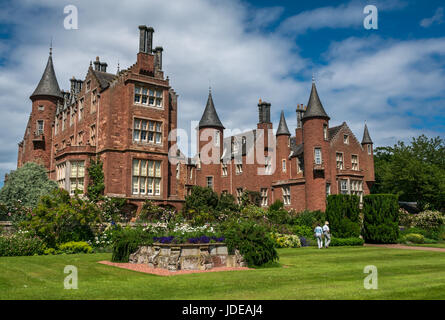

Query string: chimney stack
[100,62,108,72]
[94,56,100,71]
[154,46,163,70]
[138,25,154,53]
[296,104,305,128]
[258,100,271,124]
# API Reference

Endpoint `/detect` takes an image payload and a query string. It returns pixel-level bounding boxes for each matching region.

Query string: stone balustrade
[129,243,247,271]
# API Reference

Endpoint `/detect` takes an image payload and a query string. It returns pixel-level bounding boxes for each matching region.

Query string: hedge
[326,195,361,238]
[362,194,399,244]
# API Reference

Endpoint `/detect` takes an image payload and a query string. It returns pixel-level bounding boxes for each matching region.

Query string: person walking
[323,221,331,248]
[314,224,323,249]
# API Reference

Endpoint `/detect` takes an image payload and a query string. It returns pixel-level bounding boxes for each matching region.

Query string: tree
[87,157,105,202]
[0,162,57,213]
[184,186,219,214]
[372,135,445,211]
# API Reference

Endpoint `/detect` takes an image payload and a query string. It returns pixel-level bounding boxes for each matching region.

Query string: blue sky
[0,0,444,187]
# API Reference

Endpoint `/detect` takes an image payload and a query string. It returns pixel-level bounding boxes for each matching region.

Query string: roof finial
[49,37,53,56]
[117,59,120,73]
[312,72,315,83]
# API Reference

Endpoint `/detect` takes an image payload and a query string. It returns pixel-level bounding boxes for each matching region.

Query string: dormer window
[344,134,349,144]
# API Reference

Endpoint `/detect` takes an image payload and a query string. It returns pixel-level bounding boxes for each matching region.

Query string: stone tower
[302,81,330,211]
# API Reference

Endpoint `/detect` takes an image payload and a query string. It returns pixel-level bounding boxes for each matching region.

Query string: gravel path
[98,261,252,276]
[364,243,445,252]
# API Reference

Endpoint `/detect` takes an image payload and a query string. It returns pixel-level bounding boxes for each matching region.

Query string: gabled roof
[362,124,373,144]
[199,91,224,129]
[91,70,117,91]
[289,137,304,158]
[276,111,291,136]
[328,123,345,141]
[30,52,63,100]
[302,82,330,121]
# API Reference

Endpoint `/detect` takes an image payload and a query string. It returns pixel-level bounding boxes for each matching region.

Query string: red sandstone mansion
[17,26,375,213]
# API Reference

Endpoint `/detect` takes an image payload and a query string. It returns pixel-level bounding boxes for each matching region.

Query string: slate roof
[361,124,373,144]
[276,111,291,136]
[302,82,330,120]
[199,91,224,129]
[31,53,63,99]
[289,137,304,158]
[92,70,117,91]
[328,123,345,141]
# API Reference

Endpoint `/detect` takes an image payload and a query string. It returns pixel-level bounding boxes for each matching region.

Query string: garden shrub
[398,208,413,227]
[221,219,278,267]
[362,194,399,244]
[329,237,364,247]
[58,241,93,254]
[100,197,127,223]
[292,210,326,228]
[267,201,292,225]
[0,230,46,256]
[326,195,361,238]
[111,227,155,262]
[184,186,219,214]
[412,210,445,231]
[291,225,313,238]
[86,157,105,202]
[216,192,238,213]
[400,227,427,237]
[270,233,301,248]
[138,200,176,223]
[21,189,102,248]
[404,233,425,244]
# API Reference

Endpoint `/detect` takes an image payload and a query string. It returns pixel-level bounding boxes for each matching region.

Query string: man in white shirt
[323,221,331,248]
[314,224,323,249]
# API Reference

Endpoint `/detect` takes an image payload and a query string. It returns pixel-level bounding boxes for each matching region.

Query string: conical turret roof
[198,90,224,129]
[361,124,373,144]
[302,81,330,121]
[276,110,291,136]
[30,51,63,100]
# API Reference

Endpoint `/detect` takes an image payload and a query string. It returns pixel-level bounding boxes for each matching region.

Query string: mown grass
[0,246,444,300]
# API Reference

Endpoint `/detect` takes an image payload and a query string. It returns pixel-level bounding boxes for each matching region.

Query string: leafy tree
[216,192,238,212]
[87,157,105,202]
[372,135,445,211]
[0,162,57,214]
[184,186,219,214]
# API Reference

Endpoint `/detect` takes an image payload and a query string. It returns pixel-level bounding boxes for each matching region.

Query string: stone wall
[129,243,247,271]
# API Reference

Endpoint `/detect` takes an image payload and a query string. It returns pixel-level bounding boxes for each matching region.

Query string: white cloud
[0,0,443,187]
[420,7,444,28]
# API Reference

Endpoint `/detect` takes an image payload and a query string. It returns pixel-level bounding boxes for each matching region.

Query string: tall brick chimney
[139,25,154,53]
[154,46,163,70]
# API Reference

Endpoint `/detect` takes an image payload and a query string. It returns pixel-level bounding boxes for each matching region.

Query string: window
[314,148,322,165]
[221,163,228,176]
[38,105,44,111]
[297,157,303,173]
[215,131,220,147]
[323,124,328,140]
[236,188,243,204]
[236,163,243,174]
[90,125,96,146]
[91,89,97,113]
[189,168,193,180]
[265,156,272,175]
[78,98,84,121]
[55,119,59,135]
[86,80,91,92]
[206,176,213,190]
[344,134,349,144]
[351,155,359,171]
[132,159,162,196]
[336,152,344,169]
[133,118,162,145]
[260,188,268,207]
[134,85,163,108]
[232,139,239,153]
[36,120,44,135]
[351,180,364,202]
[340,179,349,195]
[56,162,66,189]
[367,144,372,155]
[176,164,180,179]
[78,131,84,146]
[69,135,74,146]
[69,161,85,195]
[282,159,286,172]
[282,186,291,205]
[326,183,331,197]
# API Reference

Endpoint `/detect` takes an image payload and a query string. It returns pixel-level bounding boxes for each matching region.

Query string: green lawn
[1,246,444,300]
[409,243,445,249]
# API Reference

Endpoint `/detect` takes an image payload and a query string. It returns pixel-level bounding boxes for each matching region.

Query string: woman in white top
[323,221,331,248]
[314,224,323,249]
